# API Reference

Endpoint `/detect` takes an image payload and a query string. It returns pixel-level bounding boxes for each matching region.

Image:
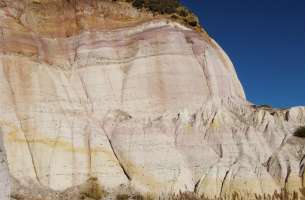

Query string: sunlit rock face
[0,1,304,199]
[0,137,10,200]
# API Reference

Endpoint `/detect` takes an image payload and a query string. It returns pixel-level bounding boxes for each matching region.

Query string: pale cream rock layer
[0,135,10,200]
[0,0,304,199]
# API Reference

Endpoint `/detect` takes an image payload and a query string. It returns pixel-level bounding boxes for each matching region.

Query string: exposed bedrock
[0,0,304,199]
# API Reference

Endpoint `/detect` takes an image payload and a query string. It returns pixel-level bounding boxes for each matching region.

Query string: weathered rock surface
[0,132,10,200]
[0,1,304,199]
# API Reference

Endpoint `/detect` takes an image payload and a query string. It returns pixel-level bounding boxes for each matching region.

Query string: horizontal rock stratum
[0,1,304,199]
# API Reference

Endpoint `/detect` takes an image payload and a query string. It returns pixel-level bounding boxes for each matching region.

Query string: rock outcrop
[0,0,304,199]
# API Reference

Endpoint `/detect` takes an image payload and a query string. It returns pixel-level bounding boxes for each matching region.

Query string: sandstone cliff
[0,1,304,199]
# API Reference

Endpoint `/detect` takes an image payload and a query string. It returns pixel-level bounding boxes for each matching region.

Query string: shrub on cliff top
[127,0,199,27]
[132,0,180,14]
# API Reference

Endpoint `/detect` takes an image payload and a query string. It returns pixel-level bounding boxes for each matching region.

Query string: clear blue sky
[181,0,305,108]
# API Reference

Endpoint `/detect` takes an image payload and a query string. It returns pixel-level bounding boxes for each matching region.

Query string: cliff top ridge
[0,0,202,38]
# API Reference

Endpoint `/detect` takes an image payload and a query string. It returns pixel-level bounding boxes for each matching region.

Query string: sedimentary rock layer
[0,1,304,199]
[0,135,10,200]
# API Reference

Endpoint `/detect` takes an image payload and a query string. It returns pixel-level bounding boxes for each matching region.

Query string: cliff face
[0,1,304,199]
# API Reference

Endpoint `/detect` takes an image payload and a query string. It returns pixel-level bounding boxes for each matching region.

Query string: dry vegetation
[8,174,305,200]
[115,193,154,200]
[112,0,200,28]
[112,189,305,200]
[79,177,106,200]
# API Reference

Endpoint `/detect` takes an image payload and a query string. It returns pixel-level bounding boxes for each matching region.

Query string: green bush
[132,0,180,14]
[129,0,200,28]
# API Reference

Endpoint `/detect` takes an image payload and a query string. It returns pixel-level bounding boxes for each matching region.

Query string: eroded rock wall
[0,1,304,199]
[0,130,10,200]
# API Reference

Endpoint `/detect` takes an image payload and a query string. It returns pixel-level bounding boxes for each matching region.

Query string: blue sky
[181,0,305,108]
